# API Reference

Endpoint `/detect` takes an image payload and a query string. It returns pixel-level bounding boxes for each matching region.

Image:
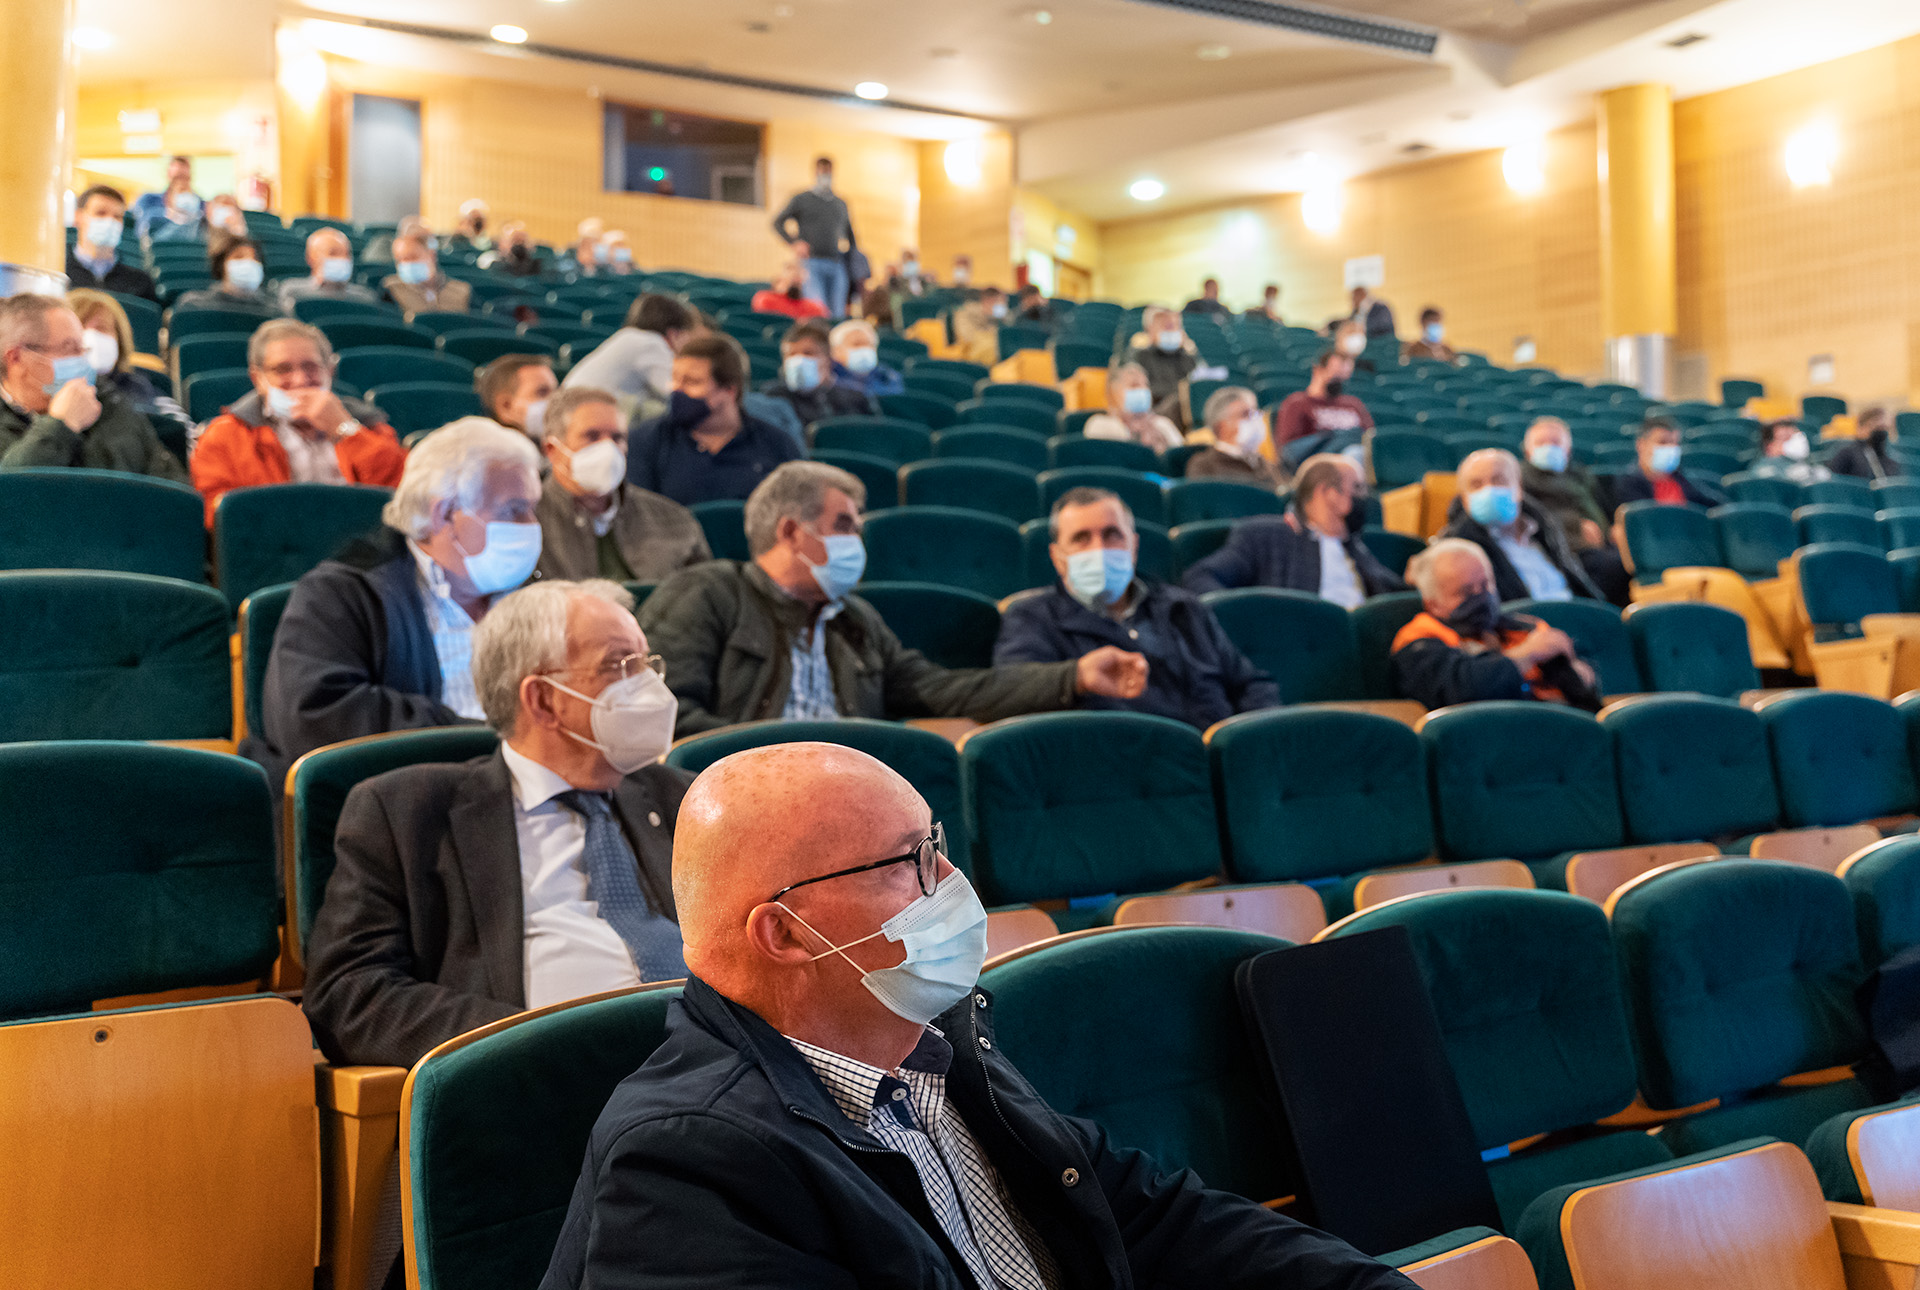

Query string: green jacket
[0,389,189,482]
[639,560,1078,735]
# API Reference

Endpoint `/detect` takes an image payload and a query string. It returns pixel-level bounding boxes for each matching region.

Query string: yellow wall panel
[917,133,1014,289]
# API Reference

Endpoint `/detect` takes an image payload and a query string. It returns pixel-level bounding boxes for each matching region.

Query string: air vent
[1664,31,1709,48]
[1126,0,1437,55]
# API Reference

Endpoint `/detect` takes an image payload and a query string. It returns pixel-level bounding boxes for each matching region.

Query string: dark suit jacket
[302,749,694,1067]
[1182,513,1407,599]
[1438,496,1605,603]
[65,248,158,301]
[1608,468,1724,511]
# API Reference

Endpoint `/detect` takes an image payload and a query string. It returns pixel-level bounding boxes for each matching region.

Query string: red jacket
[749,290,827,319]
[191,392,406,526]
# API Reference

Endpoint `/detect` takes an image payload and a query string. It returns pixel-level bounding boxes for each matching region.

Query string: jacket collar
[445,749,527,1006]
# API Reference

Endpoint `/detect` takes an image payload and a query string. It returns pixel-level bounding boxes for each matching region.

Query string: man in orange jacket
[190,317,406,525]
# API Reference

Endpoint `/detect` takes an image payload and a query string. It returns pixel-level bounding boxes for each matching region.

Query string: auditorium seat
[1758,691,1920,835]
[1619,501,1717,587]
[362,381,487,436]
[1037,466,1168,525]
[237,582,293,744]
[1877,507,1920,552]
[167,305,278,345]
[930,425,1049,471]
[1723,472,1805,509]
[1506,598,1642,697]
[1201,588,1363,702]
[1806,475,1874,509]
[688,499,748,562]
[902,368,975,403]
[0,468,204,582]
[1601,694,1779,845]
[1836,835,1920,968]
[806,448,897,507]
[1352,592,1426,699]
[1358,528,1426,579]
[1168,519,1234,576]
[853,581,1001,669]
[336,345,474,390]
[291,297,397,325]
[1873,480,1920,511]
[1370,432,1457,490]
[184,368,255,424]
[316,318,432,353]
[1797,503,1881,548]
[1623,601,1759,697]
[958,397,1054,436]
[171,332,251,393]
[978,380,1064,411]
[1389,1230,1538,1290]
[1789,543,1920,696]
[1047,433,1158,473]
[1164,478,1288,526]
[1807,1098,1920,1212]
[808,415,933,465]
[213,482,391,611]
[864,506,1024,598]
[436,328,557,366]
[897,458,1042,523]
[1712,501,1797,578]
[878,390,959,428]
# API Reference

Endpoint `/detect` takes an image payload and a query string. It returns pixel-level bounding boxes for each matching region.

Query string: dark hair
[474,352,555,411]
[1762,418,1797,445]
[782,320,831,351]
[207,233,260,282]
[678,334,747,392]
[169,154,191,166]
[626,292,694,336]
[1294,455,1359,503]
[815,155,833,170]
[76,184,125,211]
[1420,307,1442,323]
[1048,486,1132,540]
[1638,417,1680,441]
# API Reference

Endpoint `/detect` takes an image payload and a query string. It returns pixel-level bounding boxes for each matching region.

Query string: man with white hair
[827,317,903,397]
[1392,537,1599,711]
[248,418,544,787]
[278,227,379,312]
[1439,447,1603,603]
[303,578,692,1069]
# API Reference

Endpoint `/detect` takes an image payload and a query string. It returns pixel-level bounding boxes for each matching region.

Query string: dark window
[603,104,763,206]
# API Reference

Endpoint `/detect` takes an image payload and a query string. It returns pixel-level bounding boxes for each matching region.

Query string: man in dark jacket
[627,334,802,505]
[1440,448,1605,603]
[539,742,1419,1290]
[1608,419,1726,511]
[759,319,877,425]
[998,487,1277,727]
[0,293,185,479]
[1184,454,1405,604]
[65,184,158,300]
[1830,409,1904,480]
[1125,307,1200,427]
[638,461,1148,736]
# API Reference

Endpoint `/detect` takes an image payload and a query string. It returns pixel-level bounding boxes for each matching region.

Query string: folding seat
[1050,338,1109,378]
[1057,408,1099,436]
[1505,598,1642,696]
[1201,588,1362,703]
[1620,500,1793,666]
[849,581,1001,669]
[905,357,991,384]
[930,425,1049,471]
[957,397,1053,436]
[1806,476,1876,509]
[1756,691,1918,866]
[1370,431,1458,490]
[1037,466,1168,525]
[1623,601,1759,697]
[168,305,279,343]
[1836,835,1920,968]
[1787,543,1920,695]
[864,506,1024,598]
[402,310,513,337]
[237,582,293,745]
[1164,478,1287,526]
[336,345,474,390]
[317,318,433,353]
[1047,433,1158,473]
[1357,528,1425,579]
[978,380,1063,411]
[1872,480,1920,511]
[808,415,933,465]
[0,467,202,580]
[1711,501,1796,578]
[171,332,251,393]
[436,328,557,366]
[1352,591,1426,699]
[994,324,1051,362]
[291,296,396,324]
[1619,501,1717,587]
[807,448,897,508]
[213,482,391,612]
[897,458,1041,523]
[1797,503,1881,548]
[1722,377,1766,407]
[361,380,486,436]
[902,368,975,403]
[1169,518,1234,577]
[1878,506,1920,551]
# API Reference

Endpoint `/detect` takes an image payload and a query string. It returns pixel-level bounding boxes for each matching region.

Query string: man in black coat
[1183,453,1406,605]
[65,184,158,300]
[540,742,1417,1290]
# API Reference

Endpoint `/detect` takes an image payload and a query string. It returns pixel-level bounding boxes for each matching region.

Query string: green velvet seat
[1326,889,1665,1226]
[335,345,474,391]
[0,742,277,1018]
[958,398,1053,436]
[1046,433,1158,474]
[0,571,231,742]
[405,986,682,1290]
[1806,475,1874,508]
[877,391,960,429]
[863,506,1025,599]
[1356,528,1425,579]
[213,482,392,611]
[0,468,205,582]
[361,381,487,436]
[1759,690,1920,827]
[1369,432,1456,490]
[286,727,502,964]
[317,319,431,352]
[1797,543,1899,636]
[1505,598,1642,696]
[687,499,748,563]
[960,712,1220,908]
[930,426,1049,472]
[980,925,1295,1203]
[1796,504,1881,549]
[1199,588,1363,703]
[1619,501,1717,584]
[1722,474,1802,509]
[978,381,1064,411]
[897,458,1042,524]
[1609,860,1878,1156]
[1018,517,1171,590]
[1420,702,1624,863]
[1624,601,1760,697]
[1351,592,1424,699]
[1710,502,1797,579]
[238,582,295,741]
[1805,1099,1920,1207]
[852,581,1001,670]
[1602,695,1779,847]
[1838,834,1920,967]
[808,416,935,466]
[1036,466,1168,527]
[437,329,557,366]
[1164,480,1288,526]
[1168,519,1234,576]
[665,719,969,877]
[807,449,898,508]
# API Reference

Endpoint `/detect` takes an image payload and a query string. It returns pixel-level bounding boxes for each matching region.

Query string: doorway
[349,94,421,226]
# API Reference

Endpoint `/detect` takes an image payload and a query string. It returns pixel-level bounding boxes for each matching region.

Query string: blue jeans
[803,256,849,320]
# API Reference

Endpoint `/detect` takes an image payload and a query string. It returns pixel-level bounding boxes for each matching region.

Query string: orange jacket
[1391,610,1567,703]
[191,400,406,526]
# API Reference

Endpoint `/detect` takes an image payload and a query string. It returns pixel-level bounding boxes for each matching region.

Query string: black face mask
[1323,379,1345,399]
[785,285,803,300]
[509,244,531,261]
[1869,427,1891,449]
[667,390,711,429]
[1445,590,1500,639]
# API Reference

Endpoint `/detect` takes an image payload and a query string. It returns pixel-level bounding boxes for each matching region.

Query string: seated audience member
[173,234,279,313]
[383,233,471,315]
[447,198,493,253]
[535,385,710,583]
[478,352,560,440]
[889,249,930,297]
[1184,453,1404,604]
[1245,283,1283,322]
[627,334,802,505]
[303,578,691,1069]
[827,318,903,397]
[856,272,895,329]
[1126,306,1199,425]
[1084,362,1182,450]
[997,489,1276,727]
[1348,284,1396,338]
[1274,349,1371,465]
[1441,448,1603,603]
[360,213,429,264]
[1013,283,1052,326]
[1521,418,1628,604]
[278,228,379,312]
[190,318,406,524]
[65,185,156,301]
[1393,538,1601,712]
[950,287,1007,366]
[600,230,635,274]
[1182,276,1233,319]
[1330,319,1370,368]
[639,461,1146,735]
[202,195,249,242]
[0,294,186,479]
[1610,419,1724,513]
[1750,417,1831,484]
[250,420,542,786]
[131,155,203,242]
[1402,306,1455,361]
[762,320,878,423]
[572,217,606,274]
[1186,385,1282,487]
[67,289,192,448]
[751,258,828,320]
[484,222,544,277]
[563,293,696,418]
[542,742,1422,1290]
[1830,408,1905,480]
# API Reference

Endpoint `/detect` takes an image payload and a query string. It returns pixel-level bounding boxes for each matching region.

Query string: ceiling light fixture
[72,26,113,50]
[1128,178,1165,202]
[1784,121,1837,188]
[1503,139,1546,194]
[490,23,528,43]
[1298,155,1341,234]
[854,81,888,100]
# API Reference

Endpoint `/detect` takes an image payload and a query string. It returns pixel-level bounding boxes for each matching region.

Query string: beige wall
[917,134,1015,290]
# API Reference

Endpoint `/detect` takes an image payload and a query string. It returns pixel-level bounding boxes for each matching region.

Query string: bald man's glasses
[768,822,945,903]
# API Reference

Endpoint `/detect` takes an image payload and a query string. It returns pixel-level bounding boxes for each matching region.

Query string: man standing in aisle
[771,156,856,320]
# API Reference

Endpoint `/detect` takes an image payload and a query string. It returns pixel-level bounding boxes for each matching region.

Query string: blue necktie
[556,790,686,982]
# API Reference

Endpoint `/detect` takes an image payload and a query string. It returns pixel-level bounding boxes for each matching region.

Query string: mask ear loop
[775,902,886,971]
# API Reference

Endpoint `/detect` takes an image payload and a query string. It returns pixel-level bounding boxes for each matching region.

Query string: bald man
[540,745,1417,1290]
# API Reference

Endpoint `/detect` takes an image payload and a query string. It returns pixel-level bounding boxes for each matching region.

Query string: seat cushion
[1486,1128,1675,1233]
[1762,691,1920,827]
[1607,695,1780,843]
[1422,702,1625,861]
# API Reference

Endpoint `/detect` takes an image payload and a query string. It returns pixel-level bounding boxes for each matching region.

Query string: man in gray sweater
[771,156,856,319]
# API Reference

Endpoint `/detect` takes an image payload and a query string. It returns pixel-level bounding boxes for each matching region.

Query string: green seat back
[1352,592,1424,699]
[317,318,431,351]
[1620,502,1717,581]
[898,459,1041,524]
[406,987,681,1290]
[1208,707,1431,882]
[1796,504,1880,549]
[688,500,748,562]
[1369,432,1456,489]
[213,483,391,611]
[877,391,959,429]
[288,727,502,958]
[1803,394,1850,421]
[1760,690,1919,827]
[979,381,1063,411]
[1840,836,1920,968]
[958,399,1053,435]
[362,382,487,436]
[1723,473,1802,509]
[1806,476,1875,509]
[1722,378,1765,406]
[0,468,205,581]
[183,368,255,424]
[931,427,1049,472]
[1050,340,1109,376]
[0,742,276,1017]
[1625,602,1758,697]
[1873,482,1920,511]
[807,449,898,508]
[1356,527,1424,578]
[239,583,295,740]
[1165,479,1287,526]
[808,416,933,466]
[173,333,251,385]
[336,345,475,390]
[902,356,990,383]
[961,712,1219,904]
[1879,508,1920,552]
[438,330,557,366]
[1058,409,1099,436]
[1797,543,1899,632]
[1200,587,1361,702]
[1169,519,1234,577]
[107,291,163,354]
[902,370,975,403]
[1036,467,1167,526]
[1605,695,1778,843]
[1710,502,1796,579]
[1047,435,1158,473]
[855,581,1000,670]
[1017,517,1170,589]
[1506,598,1642,696]
[863,506,1024,598]
[982,926,1295,1202]
[1421,703,1624,861]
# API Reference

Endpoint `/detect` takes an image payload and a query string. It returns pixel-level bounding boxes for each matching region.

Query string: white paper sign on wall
[1343,255,1384,290]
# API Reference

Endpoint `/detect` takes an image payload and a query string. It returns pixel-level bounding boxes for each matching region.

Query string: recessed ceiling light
[1197,44,1230,60]
[1129,178,1165,202]
[854,82,889,100]
[490,23,528,42]
[72,27,112,50]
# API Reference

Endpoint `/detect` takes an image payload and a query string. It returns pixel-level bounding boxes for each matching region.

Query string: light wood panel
[1112,883,1327,943]
[1400,1234,1537,1290]
[984,907,1059,960]
[918,133,1015,289]
[1352,859,1535,910]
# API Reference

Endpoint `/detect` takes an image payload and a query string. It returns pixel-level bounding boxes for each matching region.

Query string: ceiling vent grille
[1126,0,1437,55]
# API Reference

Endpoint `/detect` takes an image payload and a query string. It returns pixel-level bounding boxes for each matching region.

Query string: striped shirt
[781,601,844,721]
[788,1030,1057,1290]
[407,540,485,720]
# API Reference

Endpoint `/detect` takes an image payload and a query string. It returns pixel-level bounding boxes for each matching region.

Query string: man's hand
[1579,518,1606,548]
[287,388,353,440]
[48,379,101,433]
[1074,646,1148,699]
[792,243,810,260]
[1504,622,1574,669]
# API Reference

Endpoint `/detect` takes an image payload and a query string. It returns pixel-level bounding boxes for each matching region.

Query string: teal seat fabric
[288,727,501,959]
[361,382,486,436]
[0,571,230,741]
[213,482,392,611]
[1797,543,1898,634]
[0,468,204,581]
[0,742,277,1018]
[316,319,431,351]
[1797,504,1880,548]
[807,449,898,509]
[960,712,1220,905]
[1208,707,1432,883]
[1420,703,1624,861]
[1048,435,1157,473]
[809,416,934,466]
[853,581,1000,670]
[863,507,1024,598]
[1016,517,1171,590]
[1037,466,1168,526]
[959,399,1052,436]
[1604,695,1778,844]
[1369,432,1455,490]
[1164,480,1287,526]
[930,427,1049,472]
[904,370,975,403]
[438,330,557,366]
[1658,1076,1877,1158]
[878,391,960,429]
[1873,481,1920,511]
[1200,588,1362,702]
[110,291,163,354]
[1620,502,1716,583]
[1890,548,1920,613]
[183,368,255,424]
[336,345,474,391]
[1807,475,1874,508]
[898,459,1041,523]
[172,333,251,386]
[1352,592,1424,699]
[905,357,991,384]
[981,926,1296,1203]
[1760,690,1920,827]
[1506,598,1641,696]
[406,987,682,1290]
[1356,528,1424,579]
[1625,602,1759,697]
[688,500,748,563]
[1169,520,1234,576]
[1878,508,1920,552]
[1839,835,1920,966]
[1711,502,1797,579]
[239,582,294,740]
[1724,474,1803,508]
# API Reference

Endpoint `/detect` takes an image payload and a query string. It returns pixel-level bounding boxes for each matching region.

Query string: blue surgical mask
[1065,547,1134,608]
[804,529,866,602]
[844,347,878,375]
[174,193,202,218]
[43,353,96,395]
[1121,386,1152,416]
[1423,321,1444,344]
[782,870,990,1026]
[783,355,822,392]
[453,520,542,595]
[1155,331,1182,352]
[396,260,432,286]
[613,247,632,264]
[1649,444,1682,474]
[84,217,123,251]
[1528,443,1569,474]
[1466,485,1520,528]
[226,258,264,292]
[320,256,354,284]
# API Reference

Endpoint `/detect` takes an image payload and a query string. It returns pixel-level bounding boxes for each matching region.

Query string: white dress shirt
[1313,530,1365,609]
[1491,516,1572,602]
[406,540,486,720]
[501,741,643,1009]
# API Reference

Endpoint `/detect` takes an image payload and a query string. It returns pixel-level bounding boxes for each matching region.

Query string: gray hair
[542,384,619,445]
[828,318,877,349]
[744,460,866,556]
[1525,416,1570,447]
[382,418,541,539]
[0,294,70,357]
[1143,306,1176,329]
[1108,361,1148,386]
[1203,385,1257,428]
[1407,537,1492,601]
[471,579,636,736]
[247,317,334,369]
[306,227,350,257]
[1458,447,1521,486]
[1048,486,1133,541]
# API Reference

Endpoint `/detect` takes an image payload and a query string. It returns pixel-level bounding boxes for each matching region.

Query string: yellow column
[0,0,78,294]
[1597,83,1677,397]
[274,24,333,219]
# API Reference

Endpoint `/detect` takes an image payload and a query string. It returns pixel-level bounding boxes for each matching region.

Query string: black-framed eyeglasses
[769,822,945,904]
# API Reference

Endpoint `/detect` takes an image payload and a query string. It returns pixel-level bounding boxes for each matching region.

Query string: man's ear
[745,903,819,966]
[518,673,563,730]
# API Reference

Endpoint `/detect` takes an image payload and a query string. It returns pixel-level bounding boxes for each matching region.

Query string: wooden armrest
[1398,1233,1536,1290]
[1861,615,1920,638]
[317,1065,408,1117]
[1831,1201,1920,1268]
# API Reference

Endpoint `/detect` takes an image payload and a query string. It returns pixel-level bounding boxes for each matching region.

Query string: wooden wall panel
[917,133,1014,288]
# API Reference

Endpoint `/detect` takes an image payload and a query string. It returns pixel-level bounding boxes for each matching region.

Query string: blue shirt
[832,360,905,398]
[781,601,843,721]
[626,412,803,506]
